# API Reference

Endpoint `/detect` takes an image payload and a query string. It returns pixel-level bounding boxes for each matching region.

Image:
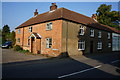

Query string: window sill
[46,29,52,31]
[97,48,102,50]
[79,34,84,36]
[90,36,94,37]
[78,49,85,51]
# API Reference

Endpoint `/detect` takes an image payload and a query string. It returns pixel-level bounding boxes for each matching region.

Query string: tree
[2,25,10,44]
[96,4,120,30]
[11,31,16,46]
[2,25,10,34]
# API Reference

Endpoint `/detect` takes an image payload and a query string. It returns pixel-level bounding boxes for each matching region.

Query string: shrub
[19,50,29,53]
[14,45,23,51]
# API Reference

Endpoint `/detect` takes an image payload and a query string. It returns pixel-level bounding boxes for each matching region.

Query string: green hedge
[14,45,23,51]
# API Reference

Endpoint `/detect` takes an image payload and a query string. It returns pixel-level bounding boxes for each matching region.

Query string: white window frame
[98,31,101,38]
[17,38,20,43]
[90,29,94,37]
[46,38,52,48]
[79,25,84,35]
[78,41,85,50]
[46,22,52,30]
[108,33,110,39]
[108,43,111,48]
[97,42,102,50]
[18,29,20,34]
[29,26,32,32]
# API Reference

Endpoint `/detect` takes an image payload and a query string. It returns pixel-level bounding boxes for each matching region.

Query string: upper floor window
[98,31,101,38]
[108,33,110,39]
[97,42,102,50]
[18,29,21,34]
[90,29,94,37]
[17,38,20,43]
[29,26,32,32]
[78,41,85,50]
[46,38,52,48]
[108,43,111,48]
[79,25,84,35]
[46,22,52,30]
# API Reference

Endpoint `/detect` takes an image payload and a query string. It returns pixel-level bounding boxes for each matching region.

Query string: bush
[14,45,23,51]
[19,50,29,53]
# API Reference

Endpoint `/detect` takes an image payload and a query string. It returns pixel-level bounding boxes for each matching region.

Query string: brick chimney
[50,3,57,11]
[34,9,38,16]
[91,14,97,21]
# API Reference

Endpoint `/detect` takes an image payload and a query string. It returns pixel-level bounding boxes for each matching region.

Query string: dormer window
[98,31,101,38]
[79,25,84,35]
[29,26,32,32]
[90,29,94,37]
[46,22,52,30]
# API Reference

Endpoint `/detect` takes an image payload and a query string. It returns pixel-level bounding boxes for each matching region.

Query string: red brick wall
[15,20,62,56]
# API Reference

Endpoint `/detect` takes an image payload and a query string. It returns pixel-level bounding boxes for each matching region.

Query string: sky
[1,2,119,31]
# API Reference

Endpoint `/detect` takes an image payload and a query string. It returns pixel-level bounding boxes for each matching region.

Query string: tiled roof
[15,7,120,34]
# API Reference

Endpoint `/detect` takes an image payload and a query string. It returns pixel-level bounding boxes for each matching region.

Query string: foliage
[2,25,16,46]
[0,29,2,45]
[96,4,120,30]
[19,50,29,53]
[2,25,10,34]
[13,45,23,51]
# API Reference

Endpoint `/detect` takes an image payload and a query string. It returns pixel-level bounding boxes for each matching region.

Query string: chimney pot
[50,3,57,11]
[34,9,38,16]
[91,14,97,21]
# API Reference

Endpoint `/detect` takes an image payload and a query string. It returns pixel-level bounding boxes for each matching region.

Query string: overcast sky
[2,2,118,31]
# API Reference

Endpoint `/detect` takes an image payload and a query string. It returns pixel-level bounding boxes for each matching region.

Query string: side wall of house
[15,20,62,56]
[62,20,112,56]
[15,28,24,47]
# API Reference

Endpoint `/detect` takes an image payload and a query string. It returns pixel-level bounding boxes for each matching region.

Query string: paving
[2,48,47,64]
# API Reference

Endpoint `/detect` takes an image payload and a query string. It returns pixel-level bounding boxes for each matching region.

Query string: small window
[46,38,52,48]
[108,43,111,48]
[90,29,94,37]
[79,25,84,35]
[18,29,20,34]
[29,26,32,32]
[97,42,102,50]
[17,38,20,43]
[78,41,85,50]
[108,33,110,39]
[46,22,52,30]
[98,31,101,38]
[28,39,30,46]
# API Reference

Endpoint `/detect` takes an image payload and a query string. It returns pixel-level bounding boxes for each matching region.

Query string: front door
[90,41,93,53]
[31,37,36,53]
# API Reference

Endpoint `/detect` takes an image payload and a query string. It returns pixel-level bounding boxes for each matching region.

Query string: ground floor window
[17,38,20,43]
[46,38,52,48]
[28,39,30,46]
[78,41,85,50]
[108,43,111,48]
[97,42,102,50]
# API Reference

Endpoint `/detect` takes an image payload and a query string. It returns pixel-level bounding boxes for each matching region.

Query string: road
[2,50,120,78]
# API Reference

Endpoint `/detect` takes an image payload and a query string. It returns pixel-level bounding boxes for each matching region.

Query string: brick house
[15,3,120,56]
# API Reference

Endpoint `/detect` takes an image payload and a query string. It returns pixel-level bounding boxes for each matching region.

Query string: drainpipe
[22,27,24,47]
[66,21,68,52]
